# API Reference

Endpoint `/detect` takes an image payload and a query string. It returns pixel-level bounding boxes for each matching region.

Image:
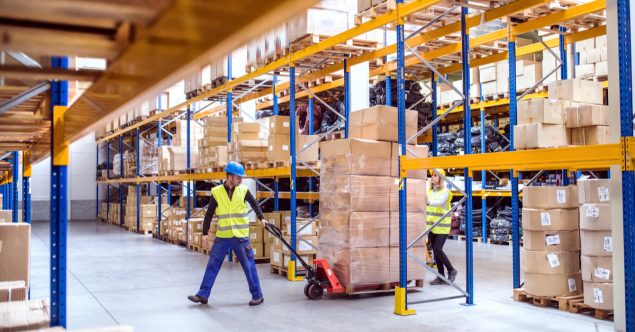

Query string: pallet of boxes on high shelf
[197,117,237,171]
[159,119,204,174]
[262,115,319,166]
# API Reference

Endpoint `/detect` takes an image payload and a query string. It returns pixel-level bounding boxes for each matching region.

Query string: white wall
[350,61,370,112]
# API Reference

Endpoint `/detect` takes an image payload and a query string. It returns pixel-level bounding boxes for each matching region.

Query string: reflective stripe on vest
[426,187,452,235]
[212,184,250,238]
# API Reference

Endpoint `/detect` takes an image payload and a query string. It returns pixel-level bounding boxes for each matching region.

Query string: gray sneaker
[429,277,445,285]
[448,269,458,283]
[249,297,264,306]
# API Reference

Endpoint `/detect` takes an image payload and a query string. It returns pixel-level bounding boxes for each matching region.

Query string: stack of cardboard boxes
[563,83,609,146]
[229,122,268,163]
[159,120,204,172]
[123,187,156,232]
[108,202,120,224]
[521,185,582,297]
[98,202,108,221]
[0,210,22,223]
[186,218,205,248]
[262,115,320,163]
[579,179,613,310]
[270,217,318,269]
[198,117,237,169]
[575,36,608,80]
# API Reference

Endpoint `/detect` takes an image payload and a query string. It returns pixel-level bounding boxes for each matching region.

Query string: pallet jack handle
[264,222,314,273]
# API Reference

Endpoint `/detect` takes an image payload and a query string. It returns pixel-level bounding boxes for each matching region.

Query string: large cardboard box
[281,235,318,255]
[565,104,609,128]
[580,230,613,256]
[583,281,613,310]
[578,179,611,204]
[0,223,30,287]
[523,230,580,251]
[249,225,264,243]
[581,255,613,282]
[323,247,390,286]
[320,139,392,176]
[349,105,418,142]
[518,99,568,125]
[251,242,264,259]
[320,175,392,212]
[232,122,260,134]
[580,204,611,230]
[522,185,579,209]
[267,134,319,162]
[0,299,50,330]
[263,212,281,227]
[521,208,579,231]
[571,126,610,145]
[389,178,427,212]
[319,210,389,248]
[297,134,320,162]
[390,143,429,178]
[521,249,580,275]
[547,79,604,105]
[389,212,426,247]
[285,218,318,237]
[514,123,570,150]
[523,272,582,297]
[0,281,27,302]
[389,246,426,282]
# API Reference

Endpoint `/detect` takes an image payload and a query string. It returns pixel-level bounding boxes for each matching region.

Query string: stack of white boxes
[579,179,613,311]
[158,120,204,172]
[562,80,608,146]
[197,117,237,169]
[576,36,608,80]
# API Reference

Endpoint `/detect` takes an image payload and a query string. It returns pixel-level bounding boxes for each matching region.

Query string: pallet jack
[264,222,345,300]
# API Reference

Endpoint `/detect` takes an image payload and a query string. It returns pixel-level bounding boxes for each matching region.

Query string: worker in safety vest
[188,162,267,306]
[425,168,458,285]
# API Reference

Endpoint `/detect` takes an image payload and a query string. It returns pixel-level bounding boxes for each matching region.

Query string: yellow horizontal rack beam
[256,191,319,201]
[451,190,524,198]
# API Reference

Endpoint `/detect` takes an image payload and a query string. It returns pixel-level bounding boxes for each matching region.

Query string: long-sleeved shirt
[202,182,264,235]
[427,188,450,208]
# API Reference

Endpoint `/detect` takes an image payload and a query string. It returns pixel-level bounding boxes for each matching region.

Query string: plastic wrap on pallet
[389,178,427,212]
[318,209,390,248]
[320,138,392,176]
[388,212,426,247]
[319,175,392,212]
[320,246,390,286]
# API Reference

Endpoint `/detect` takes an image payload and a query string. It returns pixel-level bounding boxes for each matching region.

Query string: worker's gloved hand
[202,235,208,243]
[259,219,268,226]
[424,194,430,205]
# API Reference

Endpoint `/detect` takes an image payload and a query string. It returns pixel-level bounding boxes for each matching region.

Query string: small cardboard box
[514,123,570,150]
[249,225,264,243]
[521,208,579,231]
[523,272,582,297]
[0,224,30,288]
[580,230,613,257]
[571,126,610,145]
[267,134,291,161]
[583,281,613,310]
[565,104,609,128]
[390,143,429,178]
[281,235,318,255]
[581,255,613,282]
[266,115,293,135]
[580,204,612,231]
[521,249,580,274]
[286,218,317,237]
[263,212,281,226]
[349,105,418,143]
[320,139,392,176]
[0,281,27,302]
[140,204,157,218]
[522,185,579,209]
[297,134,320,162]
[547,79,604,105]
[523,230,580,251]
[232,132,260,141]
[233,122,260,134]
[264,242,271,258]
[518,99,568,125]
[578,179,611,204]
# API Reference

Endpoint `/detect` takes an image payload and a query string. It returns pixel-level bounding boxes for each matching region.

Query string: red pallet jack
[264,222,345,299]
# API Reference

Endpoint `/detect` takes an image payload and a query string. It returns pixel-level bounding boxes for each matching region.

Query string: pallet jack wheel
[305,283,324,300]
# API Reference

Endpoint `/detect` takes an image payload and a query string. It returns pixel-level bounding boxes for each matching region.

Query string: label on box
[603,237,613,252]
[283,121,289,128]
[540,212,552,226]
[547,253,560,268]
[594,267,611,280]
[593,288,604,303]
[545,234,561,246]
[586,205,600,218]
[273,252,281,262]
[598,186,610,201]
[250,233,256,240]
[568,278,577,292]
[556,190,566,203]
[283,145,289,151]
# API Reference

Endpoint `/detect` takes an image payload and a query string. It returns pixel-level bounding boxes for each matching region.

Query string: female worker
[425,169,458,285]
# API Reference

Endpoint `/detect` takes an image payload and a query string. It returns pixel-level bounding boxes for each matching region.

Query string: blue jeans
[196,237,263,300]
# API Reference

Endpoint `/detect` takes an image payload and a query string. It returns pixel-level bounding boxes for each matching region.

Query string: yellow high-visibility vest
[426,187,452,235]
[211,184,250,238]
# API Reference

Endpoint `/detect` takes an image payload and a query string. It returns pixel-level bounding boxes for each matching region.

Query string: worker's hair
[429,173,446,190]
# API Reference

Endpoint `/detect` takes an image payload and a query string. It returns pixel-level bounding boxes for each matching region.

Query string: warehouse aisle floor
[30,220,613,332]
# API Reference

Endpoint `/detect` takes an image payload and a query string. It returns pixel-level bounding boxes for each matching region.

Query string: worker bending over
[188,162,267,306]
[425,168,458,285]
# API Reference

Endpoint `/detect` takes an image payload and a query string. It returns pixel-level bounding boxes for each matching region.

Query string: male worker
[188,161,267,306]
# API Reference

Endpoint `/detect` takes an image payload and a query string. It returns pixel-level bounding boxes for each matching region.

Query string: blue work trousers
[196,237,263,300]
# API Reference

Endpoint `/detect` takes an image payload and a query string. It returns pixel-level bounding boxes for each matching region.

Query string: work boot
[448,269,458,283]
[188,295,208,304]
[429,277,445,285]
[249,297,264,306]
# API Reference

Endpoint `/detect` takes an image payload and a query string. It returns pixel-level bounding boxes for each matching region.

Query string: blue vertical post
[135,128,141,233]
[308,97,314,217]
[617,0,634,329]
[7,168,12,210]
[273,178,279,211]
[344,59,351,138]
[480,109,487,242]
[431,74,438,156]
[384,29,392,107]
[22,153,31,224]
[119,135,124,227]
[11,151,19,223]
[157,116,163,240]
[461,6,474,305]
[227,53,233,143]
[96,145,99,219]
[106,139,111,222]
[186,103,192,245]
[50,55,69,327]
[559,26,568,80]
[273,75,279,116]
[508,34,521,289]
[289,64,298,277]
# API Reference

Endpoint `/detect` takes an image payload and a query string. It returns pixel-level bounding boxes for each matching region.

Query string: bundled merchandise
[488,206,520,242]
[198,117,240,168]
[521,185,582,297]
[108,203,120,224]
[575,36,608,79]
[124,187,156,232]
[158,120,204,172]
[578,179,613,310]
[0,299,50,330]
[98,202,108,221]
[268,211,315,269]
[262,115,319,162]
[229,121,267,162]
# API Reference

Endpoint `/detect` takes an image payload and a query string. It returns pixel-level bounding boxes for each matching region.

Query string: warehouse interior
[0,0,633,331]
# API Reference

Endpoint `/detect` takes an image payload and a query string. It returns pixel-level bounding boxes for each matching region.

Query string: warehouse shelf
[256,191,319,202]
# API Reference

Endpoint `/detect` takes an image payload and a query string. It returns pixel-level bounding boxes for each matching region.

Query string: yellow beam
[438,92,548,115]
[257,191,319,201]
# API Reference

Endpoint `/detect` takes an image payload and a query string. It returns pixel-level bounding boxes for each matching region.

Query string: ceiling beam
[0,65,103,81]
[0,82,50,114]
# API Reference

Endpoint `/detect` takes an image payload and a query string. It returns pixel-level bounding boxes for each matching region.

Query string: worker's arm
[202,196,218,236]
[244,190,265,220]
[427,190,450,207]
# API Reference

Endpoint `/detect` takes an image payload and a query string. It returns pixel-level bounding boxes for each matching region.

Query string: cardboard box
[581,255,613,282]
[571,126,610,145]
[523,230,580,251]
[268,134,291,161]
[320,139,392,176]
[249,225,264,243]
[513,123,570,150]
[479,63,497,82]
[390,143,429,178]
[580,230,613,256]
[233,122,260,134]
[251,242,264,259]
[389,247,426,282]
[0,281,27,302]
[271,249,283,266]
[0,224,30,287]
[232,132,260,141]
[140,204,157,218]
[203,126,228,137]
[523,272,582,297]
[580,204,611,231]
[565,104,609,128]
[389,178,427,212]
[320,175,392,212]
[263,212,281,226]
[521,208,579,231]
[517,99,568,125]
[282,235,318,255]
[548,79,604,105]
[286,218,317,237]
[319,210,389,248]
[389,212,426,247]
[322,247,389,286]
[522,249,580,274]
[595,61,608,77]
[522,185,579,209]
[297,134,320,162]
[264,242,271,258]
[583,281,613,310]
[349,105,418,142]
[0,299,50,331]
[578,179,611,204]
[0,210,22,223]
[282,254,314,270]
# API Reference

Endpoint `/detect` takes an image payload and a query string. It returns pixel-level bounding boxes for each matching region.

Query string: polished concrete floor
[29,220,614,331]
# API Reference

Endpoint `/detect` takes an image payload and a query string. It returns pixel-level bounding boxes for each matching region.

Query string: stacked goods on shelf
[98,202,108,221]
[514,98,571,150]
[521,185,582,297]
[0,210,22,223]
[561,81,608,146]
[201,219,218,252]
[249,222,267,259]
[108,203,120,224]
[270,214,318,270]
[0,299,50,330]
[0,223,30,289]
[198,117,241,169]
[186,218,205,248]
[575,36,608,80]
[229,122,268,163]
[123,187,156,232]
[166,206,188,242]
[263,115,319,163]
[159,120,204,172]
[122,139,161,176]
[579,179,613,310]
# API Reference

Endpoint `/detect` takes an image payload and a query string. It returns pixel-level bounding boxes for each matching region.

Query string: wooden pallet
[244,161,270,170]
[270,265,308,277]
[343,280,424,295]
[569,299,613,320]
[513,288,583,312]
[123,225,152,235]
[487,239,514,246]
[233,256,271,265]
[198,247,211,255]
[457,235,483,243]
[188,244,200,252]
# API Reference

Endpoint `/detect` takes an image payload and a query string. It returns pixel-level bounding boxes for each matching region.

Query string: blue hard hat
[224,161,245,177]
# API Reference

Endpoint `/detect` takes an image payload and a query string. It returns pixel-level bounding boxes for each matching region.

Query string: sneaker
[188,295,208,304]
[249,297,264,306]
[448,269,458,283]
[429,277,445,285]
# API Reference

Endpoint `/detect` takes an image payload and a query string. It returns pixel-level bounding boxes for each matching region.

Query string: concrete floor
[29,220,614,332]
